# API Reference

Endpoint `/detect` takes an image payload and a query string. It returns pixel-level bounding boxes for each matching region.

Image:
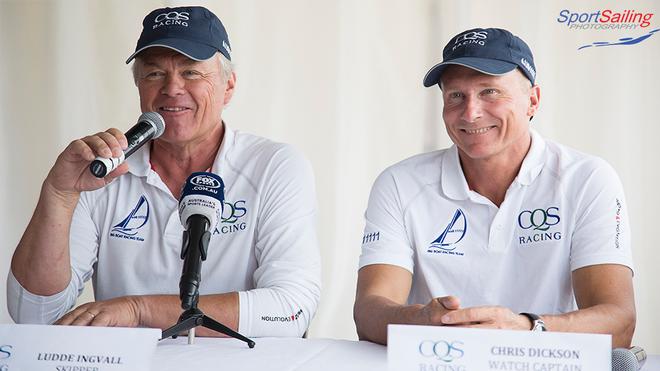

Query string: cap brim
[125,38,217,64]
[422,57,518,87]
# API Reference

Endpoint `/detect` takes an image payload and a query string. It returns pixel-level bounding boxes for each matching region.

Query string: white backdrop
[1,0,658,352]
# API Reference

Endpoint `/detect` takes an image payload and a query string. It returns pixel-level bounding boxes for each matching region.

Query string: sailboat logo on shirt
[428,209,467,254]
[110,195,149,241]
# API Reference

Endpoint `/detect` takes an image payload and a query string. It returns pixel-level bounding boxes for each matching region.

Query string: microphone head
[178,172,225,230]
[138,111,165,138]
[612,346,646,371]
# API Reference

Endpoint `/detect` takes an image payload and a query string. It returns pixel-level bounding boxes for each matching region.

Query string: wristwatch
[520,312,546,332]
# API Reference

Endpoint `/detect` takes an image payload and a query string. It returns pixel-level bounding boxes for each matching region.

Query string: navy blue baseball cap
[423,28,536,87]
[126,6,231,64]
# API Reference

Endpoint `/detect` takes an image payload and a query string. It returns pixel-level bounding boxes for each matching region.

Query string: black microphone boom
[161,172,255,348]
[89,112,165,178]
[179,214,211,311]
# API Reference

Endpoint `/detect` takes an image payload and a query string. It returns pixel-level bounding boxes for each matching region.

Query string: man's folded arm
[354,264,459,345]
[543,263,635,348]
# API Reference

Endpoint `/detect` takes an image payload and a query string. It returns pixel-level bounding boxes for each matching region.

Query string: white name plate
[388,324,611,371]
[0,324,160,371]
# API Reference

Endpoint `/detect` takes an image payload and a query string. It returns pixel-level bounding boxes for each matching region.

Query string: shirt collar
[126,142,151,177]
[124,121,234,178]
[441,145,470,200]
[515,128,546,186]
[440,128,547,200]
[211,122,234,175]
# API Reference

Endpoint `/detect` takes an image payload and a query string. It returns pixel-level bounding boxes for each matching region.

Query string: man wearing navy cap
[8,6,321,338]
[354,28,636,346]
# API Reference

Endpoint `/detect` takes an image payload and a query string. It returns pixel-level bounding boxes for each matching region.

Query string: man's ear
[224,71,236,105]
[527,84,541,118]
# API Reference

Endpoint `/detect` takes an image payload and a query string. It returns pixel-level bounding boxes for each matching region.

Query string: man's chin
[457,144,499,161]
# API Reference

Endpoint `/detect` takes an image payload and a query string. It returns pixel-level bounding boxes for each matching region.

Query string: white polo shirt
[8,124,321,337]
[359,129,633,314]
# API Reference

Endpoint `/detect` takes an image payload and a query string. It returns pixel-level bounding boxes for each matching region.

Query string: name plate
[388,324,611,370]
[0,324,160,371]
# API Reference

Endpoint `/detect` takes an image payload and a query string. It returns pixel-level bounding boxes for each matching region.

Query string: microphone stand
[161,215,255,348]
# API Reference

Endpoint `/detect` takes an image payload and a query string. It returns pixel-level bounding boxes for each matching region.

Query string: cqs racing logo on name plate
[1,344,12,371]
[419,340,465,363]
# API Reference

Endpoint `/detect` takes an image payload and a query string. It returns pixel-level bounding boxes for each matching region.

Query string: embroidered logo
[110,195,149,242]
[517,206,562,245]
[427,209,467,255]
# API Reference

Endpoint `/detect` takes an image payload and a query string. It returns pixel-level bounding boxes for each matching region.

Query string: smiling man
[7,6,320,338]
[353,28,636,347]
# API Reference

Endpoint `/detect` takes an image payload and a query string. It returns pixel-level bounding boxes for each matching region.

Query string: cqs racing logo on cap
[153,11,190,30]
[452,30,488,51]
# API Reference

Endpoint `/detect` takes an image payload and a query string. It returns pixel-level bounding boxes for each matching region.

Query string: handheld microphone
[89,111,165,178]
[612,346,646,371]
[178,172,225,310]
